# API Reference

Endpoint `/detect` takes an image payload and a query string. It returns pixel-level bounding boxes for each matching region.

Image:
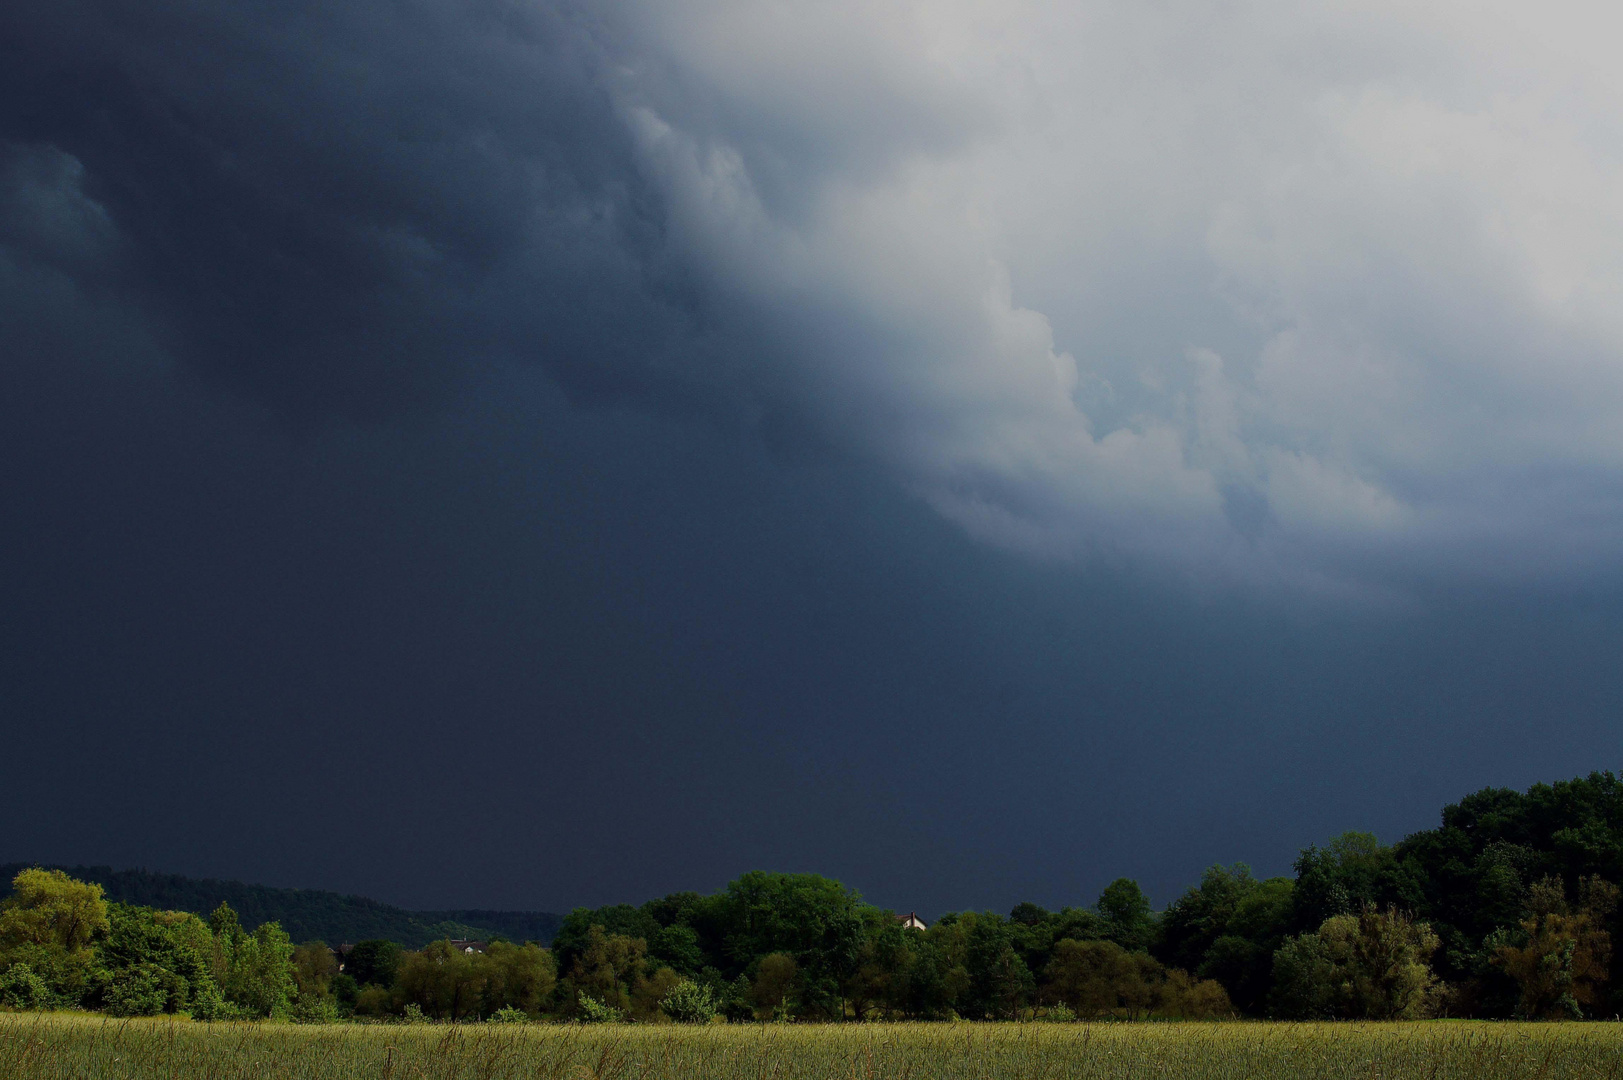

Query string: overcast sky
[4,0,1623,915]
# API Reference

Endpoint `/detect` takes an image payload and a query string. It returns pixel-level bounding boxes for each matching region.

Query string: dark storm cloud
[11,1,1623,588]
[0,0,721,420]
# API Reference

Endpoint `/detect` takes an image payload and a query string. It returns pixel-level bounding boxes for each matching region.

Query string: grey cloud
[597,0,1623,588]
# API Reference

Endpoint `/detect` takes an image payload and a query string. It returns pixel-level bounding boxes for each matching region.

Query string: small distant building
[332,943,354,971]
[895,912,927,931]
[447,939,488,954]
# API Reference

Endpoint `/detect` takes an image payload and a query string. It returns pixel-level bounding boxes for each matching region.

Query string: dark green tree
[960,913,1033,1019]
[1291,832,1403,932]
[345,939,401,988]
[551,905,660,976]
[1155,863,1259,974]
[650,924,703,975]
[1096,878,1155,952]
[716,872,868,1018]
[1194,876,1294,1013]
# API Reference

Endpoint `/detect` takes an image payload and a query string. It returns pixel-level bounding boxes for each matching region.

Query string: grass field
[4,1014,1623,1080]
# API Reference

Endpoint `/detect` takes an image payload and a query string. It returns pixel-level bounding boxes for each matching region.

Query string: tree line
[4,771,1623,1021]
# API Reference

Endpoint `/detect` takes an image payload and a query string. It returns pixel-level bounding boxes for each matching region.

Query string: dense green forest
[0,865,562,949]
[4,772,1623,1022]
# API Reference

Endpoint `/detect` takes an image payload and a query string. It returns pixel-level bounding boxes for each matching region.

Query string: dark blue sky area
[4,348,1617,914]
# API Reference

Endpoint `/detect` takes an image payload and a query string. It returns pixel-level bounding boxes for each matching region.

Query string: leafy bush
[481,941,556,1017]
[289,995,343,1024]
[330,972,359,1008]
[95,904,218,1016]
[1270,906,1441,1019]
[0,963,53,1010]
[102,962,170,1017]
[1042,1002,1077,1022]
[1269,935,1337,1018]
[188,990,239,1022]
[0,944,96,1007]
[721,975,754,1022]
[351,983,395,1017]
[660,979,718,1024]
[400,1003,429,1024]
[486,1005,530,1023]
[576,995,624,1023]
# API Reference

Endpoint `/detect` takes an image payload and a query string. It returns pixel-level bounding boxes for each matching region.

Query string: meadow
[4,1015,1623,1080]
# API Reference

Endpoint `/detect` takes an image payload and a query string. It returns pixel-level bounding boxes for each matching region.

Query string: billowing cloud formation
[7,0,1623,589]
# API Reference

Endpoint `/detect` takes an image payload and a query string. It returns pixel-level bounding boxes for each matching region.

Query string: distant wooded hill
[0,864,562,948]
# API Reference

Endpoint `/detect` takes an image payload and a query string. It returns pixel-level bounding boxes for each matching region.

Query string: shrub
[0,945,95,1007]
[289,996,343,1024]
[660,979,718,1024]
[633,966,684,1021]
[750,953,798,1020]
[576,995,625,1023]
[94,905,217,1016]
[721,974,754,1022]
[1154,969,1233,1019]
[487,1005,530,1024]
[0,964,53,1011]
[102,963,170,1017]
[188,991,239,1022]
[352,984,394,1017]
[482,941,557,1017]
[1270,906,1442,1019]
[330,972,359,1008]
[1269,935,1338,1019]
[401,1003,429,1024]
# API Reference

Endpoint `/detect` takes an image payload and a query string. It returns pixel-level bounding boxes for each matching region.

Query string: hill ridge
[0,863,562,948]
